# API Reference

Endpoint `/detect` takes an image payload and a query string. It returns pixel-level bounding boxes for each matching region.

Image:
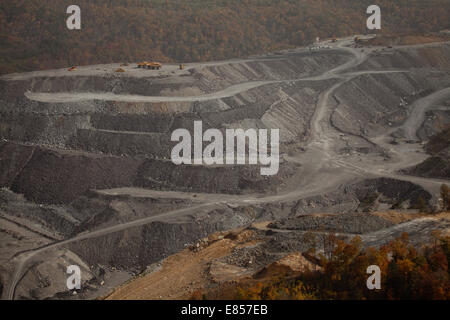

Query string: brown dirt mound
[105,229,255,300]
[254,252,317,279]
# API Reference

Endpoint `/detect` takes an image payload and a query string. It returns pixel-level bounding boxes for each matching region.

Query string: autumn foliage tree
[441,184,450,211]
[232,232,450,300]
[1,0,450,74]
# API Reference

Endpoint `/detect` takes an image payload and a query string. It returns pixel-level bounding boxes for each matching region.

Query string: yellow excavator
[138,61,162,70]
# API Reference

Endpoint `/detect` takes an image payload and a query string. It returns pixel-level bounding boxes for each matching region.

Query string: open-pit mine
[0,35,449,300]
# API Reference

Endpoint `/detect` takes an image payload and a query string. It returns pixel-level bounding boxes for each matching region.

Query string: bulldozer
[138,61,162,70]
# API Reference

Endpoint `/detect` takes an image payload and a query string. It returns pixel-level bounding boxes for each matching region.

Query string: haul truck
[138,61,162,70]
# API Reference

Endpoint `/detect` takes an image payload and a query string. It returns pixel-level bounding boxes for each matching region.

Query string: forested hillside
[1,0,450,74]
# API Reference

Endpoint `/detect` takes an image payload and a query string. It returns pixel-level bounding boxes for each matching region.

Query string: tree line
[234,232,450,300]
[1,0,450,74]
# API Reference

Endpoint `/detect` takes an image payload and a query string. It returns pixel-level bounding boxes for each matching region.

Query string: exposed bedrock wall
[331,71,450,138]
[70,192,194,234]
[135,159,297,195]
[1,80,331,158]
[402,156,450,180]
[68,129,173,158]
[67,206,255,271]
[192,50,350,92]
[287,177,433,215]
[0,142,143,204]
[355,45,450,71]
[0,189,78,237]
[65,177,433,271]
[0,142,297,204]
[0,112,90,147]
